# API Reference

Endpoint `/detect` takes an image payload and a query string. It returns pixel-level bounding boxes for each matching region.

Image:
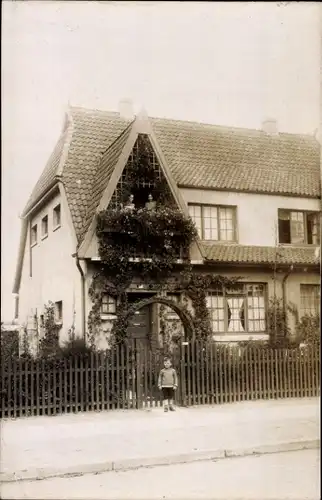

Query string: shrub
[295,314,320,345]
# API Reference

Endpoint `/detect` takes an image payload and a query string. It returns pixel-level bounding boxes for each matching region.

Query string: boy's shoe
[164,406,168,412]
[169,405,175,411]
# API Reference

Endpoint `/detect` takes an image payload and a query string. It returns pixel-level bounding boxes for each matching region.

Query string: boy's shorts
[162,387,174,400]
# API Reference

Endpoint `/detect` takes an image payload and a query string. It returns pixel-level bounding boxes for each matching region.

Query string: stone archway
[125,296,195,342]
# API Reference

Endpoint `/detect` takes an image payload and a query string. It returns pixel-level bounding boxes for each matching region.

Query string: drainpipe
[282,264,294,333]
[73,253,86,342]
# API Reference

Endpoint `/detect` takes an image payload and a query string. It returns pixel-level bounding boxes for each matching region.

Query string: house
[13,101,321,352]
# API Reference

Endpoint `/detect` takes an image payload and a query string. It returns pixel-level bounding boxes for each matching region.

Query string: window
[41,215,48,238]
[278,210,320,245]
[54,301,63,323]
[207,284,267,334]
[300,285,320,316]
[101,294,116,315]
[188,204,236,241]
[30,224,38,246]
[53,204,61,229]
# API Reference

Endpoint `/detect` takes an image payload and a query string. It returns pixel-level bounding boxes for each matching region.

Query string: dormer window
[278,210,320,245]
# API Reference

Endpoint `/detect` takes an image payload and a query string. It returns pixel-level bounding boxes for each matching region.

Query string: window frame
[300,284,320,317]
[41,215,49,239]
[101,294,117,315]
[207,283,268,335]
[278,209,320,246]
[53,204,61,230]
[30,224,38,247]
[188,203,237,242]
[54,301,63,324]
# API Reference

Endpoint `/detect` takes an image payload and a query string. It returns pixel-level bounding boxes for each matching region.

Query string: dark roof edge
[203,259,319,269]
[21,179,60,218]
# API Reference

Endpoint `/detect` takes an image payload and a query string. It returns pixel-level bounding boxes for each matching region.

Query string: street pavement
[1,449,320,499]
[0,397,319,482]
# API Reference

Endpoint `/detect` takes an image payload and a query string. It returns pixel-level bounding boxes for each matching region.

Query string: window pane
[278,210,291,243]
[31,225,38,245]
[290,211,304,244]
[227,297,245,332]
[188,205,202,237]
[101,294,116,314]
[247,287,266,332]
[219,208,235,241]
[307,213,320,245]
[203,206,218,240]
[300,285,320,316]
[207,291,225,332]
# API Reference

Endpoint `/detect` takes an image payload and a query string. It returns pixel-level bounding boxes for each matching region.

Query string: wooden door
[127,305,151,344]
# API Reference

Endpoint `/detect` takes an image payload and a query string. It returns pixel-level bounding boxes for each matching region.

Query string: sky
[1,1,321,321]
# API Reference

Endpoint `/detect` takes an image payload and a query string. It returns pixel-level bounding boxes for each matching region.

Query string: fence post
[135,340,143,409]
[180,342,187,407]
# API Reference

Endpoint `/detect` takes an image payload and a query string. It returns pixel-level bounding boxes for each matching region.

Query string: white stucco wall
[180,189,321,246]
[18,191,82,344]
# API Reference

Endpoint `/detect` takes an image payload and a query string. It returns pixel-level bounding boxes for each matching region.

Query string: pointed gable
[78,114,192,257]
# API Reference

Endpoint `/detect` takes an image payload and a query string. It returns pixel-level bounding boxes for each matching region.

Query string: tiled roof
[22,128,68,216]
[81,123,133,240]
[23,106,321,243]
[202,243,319,266]
[61,108,132,240]
[151,118,321,197]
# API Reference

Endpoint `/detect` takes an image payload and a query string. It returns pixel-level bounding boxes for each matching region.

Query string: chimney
[118,99,134,121]
[262,118,278,136]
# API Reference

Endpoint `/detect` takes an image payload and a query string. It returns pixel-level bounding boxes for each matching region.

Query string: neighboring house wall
[18,192,82,344]
[180,189,320,246]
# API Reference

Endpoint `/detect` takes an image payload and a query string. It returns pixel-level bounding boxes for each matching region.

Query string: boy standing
[158,357,178,412]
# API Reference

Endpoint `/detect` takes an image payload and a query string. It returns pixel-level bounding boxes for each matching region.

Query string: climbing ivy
[88,134,239,346]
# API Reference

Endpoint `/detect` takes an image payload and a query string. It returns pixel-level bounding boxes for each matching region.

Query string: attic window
[278,210,320,245]
[30,224,38,246]
[41,215,48,238]
[53,204,61,229]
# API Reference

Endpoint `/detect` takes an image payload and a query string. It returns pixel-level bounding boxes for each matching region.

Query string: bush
[295,314,320,345]
[1,328,19,363]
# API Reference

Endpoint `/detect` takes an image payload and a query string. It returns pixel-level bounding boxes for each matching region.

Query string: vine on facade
[88,134,239,346]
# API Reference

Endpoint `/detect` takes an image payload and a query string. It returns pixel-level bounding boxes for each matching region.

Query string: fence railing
[0,341,320,419]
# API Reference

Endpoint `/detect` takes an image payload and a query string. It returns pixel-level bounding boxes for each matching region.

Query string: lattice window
[207,284,266,334]
[109,134,170,210]
[188,204,236,241]
[101,294,116,315]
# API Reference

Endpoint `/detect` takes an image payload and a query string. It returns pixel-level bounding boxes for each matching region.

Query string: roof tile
[202,243,319,266]
[22,107,321,246]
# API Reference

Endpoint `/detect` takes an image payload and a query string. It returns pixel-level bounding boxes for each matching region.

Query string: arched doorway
[126,295,195,347]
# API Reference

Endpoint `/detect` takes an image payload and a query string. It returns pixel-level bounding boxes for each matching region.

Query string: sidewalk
[0,398,319,483]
